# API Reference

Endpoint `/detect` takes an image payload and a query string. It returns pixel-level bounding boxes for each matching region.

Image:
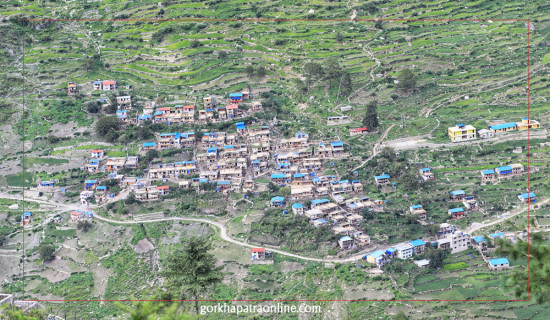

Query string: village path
[384,129,546,151]
[1,186,545,264]
[0,192,376,263]
[465,198,550,235]
[350,124,395,173]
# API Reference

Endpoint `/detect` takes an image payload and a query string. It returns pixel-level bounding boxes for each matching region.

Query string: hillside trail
[350,124,395,173]
[0,186,541,263]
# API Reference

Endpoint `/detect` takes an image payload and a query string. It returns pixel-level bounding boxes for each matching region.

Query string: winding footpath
[350,124,395,173]
[3,187,542,264]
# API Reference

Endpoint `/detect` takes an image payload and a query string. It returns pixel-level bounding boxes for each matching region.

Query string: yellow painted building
[448,124,477,142]
[516,118,541,130]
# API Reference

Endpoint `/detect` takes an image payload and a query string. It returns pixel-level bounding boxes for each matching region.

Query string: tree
[397,68,417,91]
[423,223,440,237]
[136,125,153,140]
[105,94,118,114]
[374,20,383,29]
[77,220,93,233]
[394,311,408,320]
[335,31,343,42]
[380,146,396,161]
[218,51,227,59]
[95,116,120,137]
[496,232,550,303]
[365,2,378,15]
[143,149,159,164]
[338,71,353,98]
[323,57,342,90]
[363,100,379,129]
[162,237,223,315]
[427,248,445,269]
[0,304,47,319]
[115,300,197,320]
[293,78,308,94]
[81,54,101,72]
[125,193,136,205]
[87,101,101,113]
[279,186,290,196]
[39,244,56,261]
[303,62,324,93]
[190,40,200,48]
[400,170,420,190]
[257,66,267,78]
[245,65,254,76]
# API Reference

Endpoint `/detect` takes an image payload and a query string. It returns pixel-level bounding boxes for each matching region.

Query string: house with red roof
[251,248,273,260]
[102,80,117,91]
[349,127,368,136]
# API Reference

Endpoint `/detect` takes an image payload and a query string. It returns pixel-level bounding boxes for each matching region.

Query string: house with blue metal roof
[448,207,465,219]
[449,190,466,201]
[489,122,517,133]
[84,180,98,190]
[365,250,388,268]
[489,232,505,239]
[143,142,156,149]
[374,173,390,184]
[488,257,509,269]
[495,165,513,177]
[409,239,426,255]
[419,167,434,180]
[20,211,32,226]
[518,192,537,203]
[229,92,244,103]
[472,235,487,244]
[236,122,246,132]
[271,173,288,185]
[481,169,496,181]
[385,247,397,258]
[270,196,286,207]
[338,236,354,249]
[138,114,152,121]
[291,203,304,215]
[40,180,55,188]
[311,199,330,207]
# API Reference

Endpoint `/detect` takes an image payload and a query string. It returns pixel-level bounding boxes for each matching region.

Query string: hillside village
[1,1,550,318]
[18,78,540,272]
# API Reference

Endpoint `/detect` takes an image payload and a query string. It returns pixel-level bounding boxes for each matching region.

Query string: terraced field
[1,0,550,319]
[10,0,548,145]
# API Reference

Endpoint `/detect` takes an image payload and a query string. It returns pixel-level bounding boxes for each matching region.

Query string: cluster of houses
[480,163,526,182]
[80,149,172,203]
[142,127,348,196]
[365,224,511,270]
[285,196,390,249]
[70,210,94,222]
[70,80,264,125]
[446,190,479,220]
[447,118,541,142]
[130,90,261,125]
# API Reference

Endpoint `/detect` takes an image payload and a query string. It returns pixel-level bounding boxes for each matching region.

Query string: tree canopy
[95,116,120,137]
[363,100,379,129]
[397,68,417,91]
[497,232,550,303]
[162,237,223,314]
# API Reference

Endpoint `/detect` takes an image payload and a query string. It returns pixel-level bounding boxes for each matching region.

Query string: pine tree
[162,237,223,314]
[363,100,379,129]
[397,68,416,91]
